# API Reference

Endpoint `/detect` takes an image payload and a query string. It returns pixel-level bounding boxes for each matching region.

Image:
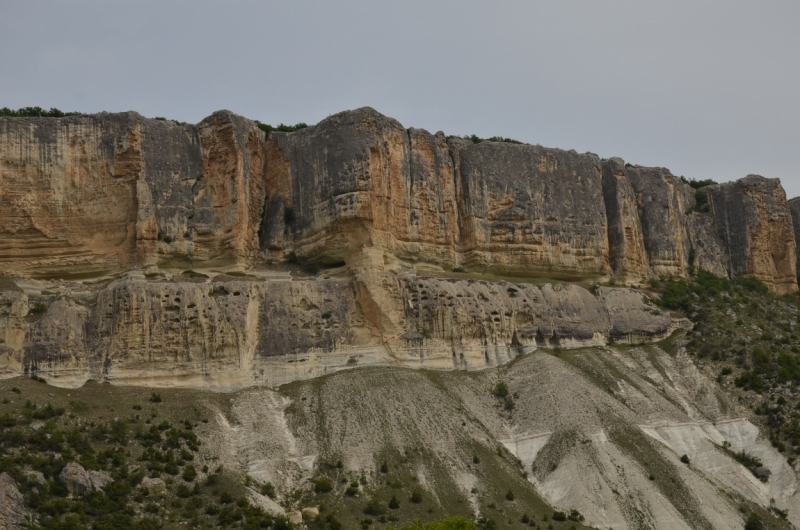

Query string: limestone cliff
[1,107,796,291]
[706,175,797,294]
[789,196,800,279]
[2,271,685,389]
[0,106,798,389]
[0,111,266,277]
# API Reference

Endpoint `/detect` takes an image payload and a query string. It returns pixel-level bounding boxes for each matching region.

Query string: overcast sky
[2,1,799,196]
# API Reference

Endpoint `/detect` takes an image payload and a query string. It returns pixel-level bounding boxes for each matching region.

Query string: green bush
[446,134,524,145]
[254,121,309,135]
[680,176,718,189]
[744,513,763,530]
[30,301,48,314]
[363,498,387,516]
[260,482,275,498]
[313,476,333,493]
[182,464,196,482]
[388,495,400,509]
[410,488,422,504]
[0,106,81,118]
[567,509,584,522]
[493,382,509,398]
[393,517,475,530]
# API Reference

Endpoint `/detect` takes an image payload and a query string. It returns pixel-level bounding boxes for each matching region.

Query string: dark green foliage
[680,454,690,465]
[744,513,763,530]
[388,495,400,509]
[380,462,389,473]
[680,176,718,189]
[552,511,567,521]
[657,269,768,311]
[504,490,514,501]
[492,382,509,398]
[313,476,333,493]
[30,301,49,314]
[0,106,82,118]
[363,498,386,516]
[731,450,763,470]
[260,481,275,498]
[153,117,186,126]
[567,509,584,522]
[345,481,360,496]
[149,393,162,403]
[254,121,309,135]
[182,464,196,482]
[447,134,525,145]
[410,488,422,503]
[734,371,764,392]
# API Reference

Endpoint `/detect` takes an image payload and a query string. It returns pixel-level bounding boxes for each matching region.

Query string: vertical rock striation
[0,106,797,290]
[706,175,797,294]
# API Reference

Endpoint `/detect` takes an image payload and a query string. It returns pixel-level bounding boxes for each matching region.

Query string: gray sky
[3,1,800,196]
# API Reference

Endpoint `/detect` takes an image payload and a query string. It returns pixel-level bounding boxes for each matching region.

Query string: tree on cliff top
[0,106,81,118]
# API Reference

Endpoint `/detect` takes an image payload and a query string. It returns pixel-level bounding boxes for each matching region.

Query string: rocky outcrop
[59,462,92,495]
[0,472,28,530]
[602,158,649,280]
[706,176,797,294]
[138,477,166,494]
[1,108,797,290]
[789,197,800,280]
[450,140,610,278]
[0,107,797,389]
[4,270,686,389]
[58,463,111,495]
[0,112,266,278]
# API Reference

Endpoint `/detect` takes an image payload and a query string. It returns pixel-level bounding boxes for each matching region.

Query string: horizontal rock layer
[0,273,684,389]
[0,107,797,292]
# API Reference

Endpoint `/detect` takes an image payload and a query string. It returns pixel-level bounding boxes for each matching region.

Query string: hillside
[0,107,799,529]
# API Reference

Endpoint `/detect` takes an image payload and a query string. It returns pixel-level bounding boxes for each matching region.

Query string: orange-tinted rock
[706,175,797,294]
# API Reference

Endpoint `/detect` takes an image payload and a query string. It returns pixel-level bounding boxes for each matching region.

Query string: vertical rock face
[706,175,797,294]
[0,113,141,278]
[601,158,649,280]
[263,108,460,270]
[133,111,268,269]
[0,106,798,390]
[1,106,797,290]
[0,111,267,277]
[788,197,800,280]
[262,108,412,266]
[623,165,694,277]
[451,141,610,278]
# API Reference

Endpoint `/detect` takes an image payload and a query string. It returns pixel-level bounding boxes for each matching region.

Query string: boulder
[287,510,303,524]
[89,471,113,491]
[139,477,166,494]
[753,466,772,482]
[25,471,45,485]
[302,506,320,520]
[59,463,92,495]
